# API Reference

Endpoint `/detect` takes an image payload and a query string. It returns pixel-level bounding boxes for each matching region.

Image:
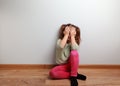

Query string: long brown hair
[59,23,81,45]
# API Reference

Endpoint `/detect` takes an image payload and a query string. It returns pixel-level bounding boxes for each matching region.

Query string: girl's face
[67,34,71,42]
[64,25,76,42]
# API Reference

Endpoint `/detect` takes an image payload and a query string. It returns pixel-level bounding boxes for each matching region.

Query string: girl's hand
[70,26,76,37]
[63,26,70,36]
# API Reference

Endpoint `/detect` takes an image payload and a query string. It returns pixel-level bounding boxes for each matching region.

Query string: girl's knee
[49,69,55,79]
[49,67,58,79]
[70,50,79,57]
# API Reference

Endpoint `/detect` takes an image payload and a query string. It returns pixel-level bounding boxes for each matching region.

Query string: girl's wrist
[71,35,75,38]
[65,34,69,37]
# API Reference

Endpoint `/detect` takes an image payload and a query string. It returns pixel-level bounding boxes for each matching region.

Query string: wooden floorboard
[0,68,120,86]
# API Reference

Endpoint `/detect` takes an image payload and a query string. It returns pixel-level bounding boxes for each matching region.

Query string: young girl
[49,24,86,86]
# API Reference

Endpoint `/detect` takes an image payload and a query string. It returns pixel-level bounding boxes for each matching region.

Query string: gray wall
[0,0,120,64]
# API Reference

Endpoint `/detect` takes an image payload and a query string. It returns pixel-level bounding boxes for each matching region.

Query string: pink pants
[49,50,79,79]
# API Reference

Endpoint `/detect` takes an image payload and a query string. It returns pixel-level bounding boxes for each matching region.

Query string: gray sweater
[56,39,79,64]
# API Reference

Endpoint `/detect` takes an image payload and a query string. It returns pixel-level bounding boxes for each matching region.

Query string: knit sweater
[56,39,79,64]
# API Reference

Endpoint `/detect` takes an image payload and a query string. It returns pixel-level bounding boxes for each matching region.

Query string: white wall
[0,0,120,64]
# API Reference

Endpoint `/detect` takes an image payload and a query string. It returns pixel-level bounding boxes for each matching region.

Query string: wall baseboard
[0,64,120,69]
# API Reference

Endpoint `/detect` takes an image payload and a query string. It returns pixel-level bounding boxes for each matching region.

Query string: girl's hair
[58,23,81,45]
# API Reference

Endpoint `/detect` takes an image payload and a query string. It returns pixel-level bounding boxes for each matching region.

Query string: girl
[49,24,86,86]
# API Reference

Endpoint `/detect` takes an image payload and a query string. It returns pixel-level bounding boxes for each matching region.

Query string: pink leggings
[49,50,79,79]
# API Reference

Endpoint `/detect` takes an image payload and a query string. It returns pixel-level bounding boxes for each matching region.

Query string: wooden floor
[0,68,120,86]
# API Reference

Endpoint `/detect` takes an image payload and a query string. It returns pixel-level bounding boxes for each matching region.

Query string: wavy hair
[58,23,81,45]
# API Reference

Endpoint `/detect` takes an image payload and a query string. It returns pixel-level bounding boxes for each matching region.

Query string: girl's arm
[60,26,70,48]
[70,27,79,50]
[70,26,77,45]
[71,36,76,45]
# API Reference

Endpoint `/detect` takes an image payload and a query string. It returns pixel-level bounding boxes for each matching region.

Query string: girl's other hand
[63,26,70,36]
[70,26,76,37]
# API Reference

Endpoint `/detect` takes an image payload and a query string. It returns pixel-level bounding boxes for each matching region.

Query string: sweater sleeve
[56,39,63,49]
[71,43,79,50]
[55,39,68,64]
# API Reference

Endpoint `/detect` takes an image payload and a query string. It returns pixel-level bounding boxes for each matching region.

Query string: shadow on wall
[49,28,60,64]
